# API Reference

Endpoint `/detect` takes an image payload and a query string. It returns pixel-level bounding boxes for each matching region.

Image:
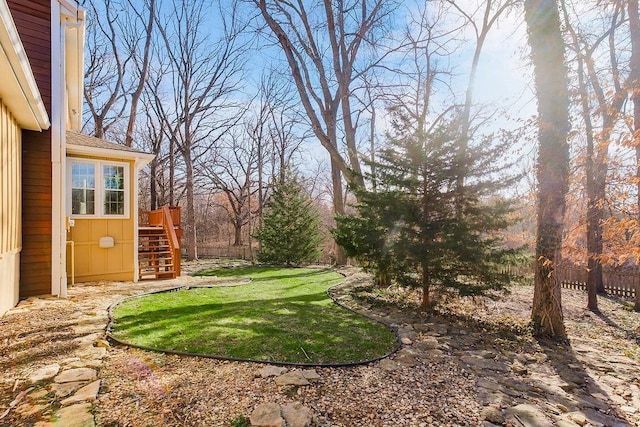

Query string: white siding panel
[0,99,22,315]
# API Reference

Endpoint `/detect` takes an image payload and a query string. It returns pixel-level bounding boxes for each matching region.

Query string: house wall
[67,157,136,282]
[7,0,54,297]
[0,101,22,315]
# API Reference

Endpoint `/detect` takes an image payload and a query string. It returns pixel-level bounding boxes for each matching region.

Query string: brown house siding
[7,0,53,297]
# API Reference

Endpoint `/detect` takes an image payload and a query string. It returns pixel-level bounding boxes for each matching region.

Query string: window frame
[66,157,130,219]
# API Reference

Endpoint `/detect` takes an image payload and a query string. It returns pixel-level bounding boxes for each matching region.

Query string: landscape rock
[400,337,413,345]
[300,369,320,381]
[274,371,310,386]
[55,403,95,427]
[460,355,508,373]
[506,404,553,427]
[378,358,401,372]
[28,364,60,384]
[250,403,283,427]
[60,380,101,405]
[258,366,287,378]
[566,411,587,426]
[480,405,504,424]
[52,381,87,398]
[54,368,97,384]
[281,402,314,427]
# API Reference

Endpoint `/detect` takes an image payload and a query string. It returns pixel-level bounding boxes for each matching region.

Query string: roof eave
[66,142,156,164]
[0,0,50,130]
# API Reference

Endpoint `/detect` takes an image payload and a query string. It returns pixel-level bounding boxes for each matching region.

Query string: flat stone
[481,405,504,424]
[75,346,107,360]
[60,380,100,405]
[300,369,320,380]
[400,337,413,345]
[250,403,283,427]
[67,360,103,369]
[71,324,104,335]
[55,403,95,427]
[259,366,288,378]
[566,412,587,426]
[378,359,401,372]
[415,337,439,350]
[274,371,310,386]
[72,334,101,347]
[460,355,508,373]
[29,389,49,401]
[52,381,87,398]
[621,405,638,414]
[282,402,313,427]
[506,404,553,427]
[54,368,97,384]
[28,364,60,383]
[15,403,47,417]
[556,418,581,427]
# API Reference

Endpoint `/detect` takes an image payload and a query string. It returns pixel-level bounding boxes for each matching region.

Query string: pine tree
[255,174,322,266]
[334,120,518,310]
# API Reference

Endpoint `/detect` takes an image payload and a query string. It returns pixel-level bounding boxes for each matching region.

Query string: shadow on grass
[109,280,397,365]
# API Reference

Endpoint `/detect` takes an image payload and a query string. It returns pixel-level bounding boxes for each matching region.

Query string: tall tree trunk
[525,0,569,339]
[233,218,243,246]
[150,159,158,211]
[629,0,640,312]
[331,160,346,265]
[184,155,197,261]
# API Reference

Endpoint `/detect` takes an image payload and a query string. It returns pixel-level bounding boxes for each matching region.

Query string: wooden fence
[557,266,638,298]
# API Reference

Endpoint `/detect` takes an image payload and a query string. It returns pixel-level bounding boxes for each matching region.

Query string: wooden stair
[139,226,176,280]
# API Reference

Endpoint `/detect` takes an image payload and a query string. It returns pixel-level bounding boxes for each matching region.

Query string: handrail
[161,206,181,277]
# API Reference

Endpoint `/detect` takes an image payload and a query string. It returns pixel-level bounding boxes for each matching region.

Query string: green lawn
[109,267,398,364]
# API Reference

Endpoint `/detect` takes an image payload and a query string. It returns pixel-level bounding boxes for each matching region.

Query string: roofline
[0,0,50,130]
[66,142,155,166]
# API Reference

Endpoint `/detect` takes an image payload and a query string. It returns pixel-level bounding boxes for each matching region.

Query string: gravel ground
[1,260,639,427]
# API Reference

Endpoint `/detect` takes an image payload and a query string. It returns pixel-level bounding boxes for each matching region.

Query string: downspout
[51,1,84,298]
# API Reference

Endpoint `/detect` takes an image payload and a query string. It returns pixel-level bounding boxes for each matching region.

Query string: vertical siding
[0,100,22,315]
[7,0,54,296]
[67,158,136,282]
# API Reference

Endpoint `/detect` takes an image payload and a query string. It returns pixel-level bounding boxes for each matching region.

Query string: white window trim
[66,157,130,219]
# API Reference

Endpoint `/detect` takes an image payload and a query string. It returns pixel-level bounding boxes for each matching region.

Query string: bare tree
[83,0,128,138]
[253,0,392,263]
[628,0,640,312]
[150,0,248,260]
[121,0,156,147]
[525,0,570,338]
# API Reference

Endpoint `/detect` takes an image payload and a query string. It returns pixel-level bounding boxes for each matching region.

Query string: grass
[110,266,397,364]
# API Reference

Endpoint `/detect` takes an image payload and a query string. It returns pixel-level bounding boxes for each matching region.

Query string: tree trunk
[184,156,197,261]
[150,159,158,211]
[331,159,346,265]
[629,0,640,312]
[525,0,569,339]
[233,217,243,246]
[421,263,430,311]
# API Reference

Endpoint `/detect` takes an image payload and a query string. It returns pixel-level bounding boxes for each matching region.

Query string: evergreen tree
[255,173,322,266]
[334,120,518,310]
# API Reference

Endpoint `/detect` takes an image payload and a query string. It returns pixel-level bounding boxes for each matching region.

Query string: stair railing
[161,206,181,277]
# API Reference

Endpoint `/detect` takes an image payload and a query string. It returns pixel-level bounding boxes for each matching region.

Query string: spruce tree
[255,173,322,266]
[334,120,518,310]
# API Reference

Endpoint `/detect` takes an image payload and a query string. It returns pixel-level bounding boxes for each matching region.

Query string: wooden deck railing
[160,206,181,277]
[140,206,182,277]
